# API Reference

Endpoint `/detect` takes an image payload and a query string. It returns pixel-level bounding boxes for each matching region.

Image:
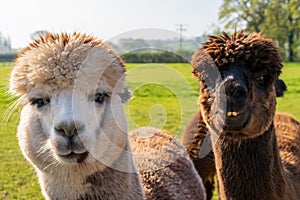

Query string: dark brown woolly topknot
[192,30,283,78]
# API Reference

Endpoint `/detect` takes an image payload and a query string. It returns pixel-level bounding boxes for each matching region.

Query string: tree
[118,38,150,53]
[261,0,300,61]
[219,0,300,61]
[219,0,269,32]
[0,32,12,54]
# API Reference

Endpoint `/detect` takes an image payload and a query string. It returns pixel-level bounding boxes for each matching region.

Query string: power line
[176,24,187,49]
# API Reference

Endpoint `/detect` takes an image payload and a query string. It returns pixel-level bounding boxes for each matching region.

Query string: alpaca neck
[213,124,287,200]
[39,143,145,200]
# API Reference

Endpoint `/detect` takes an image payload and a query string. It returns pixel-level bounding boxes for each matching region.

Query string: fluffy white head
[10,33,132,174]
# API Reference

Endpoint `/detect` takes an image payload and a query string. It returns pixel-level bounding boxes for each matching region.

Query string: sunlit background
[0,0,222,49]
[0,1,299,199]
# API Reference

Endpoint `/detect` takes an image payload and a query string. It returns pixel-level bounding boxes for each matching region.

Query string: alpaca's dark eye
[257,76,264,83]
[95,93,108,104]
[30,98,50,108]
[256,76,268,88]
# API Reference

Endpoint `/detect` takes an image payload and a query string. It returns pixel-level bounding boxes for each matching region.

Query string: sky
[1,0,223,49]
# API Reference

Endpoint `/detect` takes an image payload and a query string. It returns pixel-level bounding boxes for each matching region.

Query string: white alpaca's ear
[118,87,132,103]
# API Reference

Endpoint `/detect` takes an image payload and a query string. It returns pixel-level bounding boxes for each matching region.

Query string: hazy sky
[1,0,222,49]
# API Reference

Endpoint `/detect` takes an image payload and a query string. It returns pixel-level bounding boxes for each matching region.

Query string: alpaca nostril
[231,86,247,98]
[223,80,247,99]
[54,123,75,137]
[54,120,85,137]
[221,79,248,113]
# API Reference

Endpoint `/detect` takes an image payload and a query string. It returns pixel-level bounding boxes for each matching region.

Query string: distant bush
[0,51,194,63]
[121,50,193,63]
[0,54,17,62]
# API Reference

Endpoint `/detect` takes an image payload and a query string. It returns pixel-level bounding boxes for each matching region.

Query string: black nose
[223,79,248,112]
[224,79,247,98]
[54,120,85,137]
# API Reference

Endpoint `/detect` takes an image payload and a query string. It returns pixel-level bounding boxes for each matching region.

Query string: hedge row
[0,51,194,63]
[0,54,17,62]
[120,51,193,63]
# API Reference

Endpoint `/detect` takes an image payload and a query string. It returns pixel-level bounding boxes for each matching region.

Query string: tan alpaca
[10,33,206,200]
[130,127,206,199]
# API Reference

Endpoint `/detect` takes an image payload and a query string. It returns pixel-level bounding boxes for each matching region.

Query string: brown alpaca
[129,127,206,200]
[189,30,300,200]
[182,111,215,200]
[274,112,300,197]
[182,80,289,200]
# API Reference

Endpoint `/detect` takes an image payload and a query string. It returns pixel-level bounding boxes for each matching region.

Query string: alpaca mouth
[226,111,240,117]
[214,109,249,132]
[223,110,249,131]
[58,151,89,163]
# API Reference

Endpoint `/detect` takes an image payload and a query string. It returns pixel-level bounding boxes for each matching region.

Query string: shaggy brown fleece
[182,111,300,200]
[275,113,300,198]
[129,127,206,200]
[192,31,282,76]
[192,31,282,134]
[181,111,214,200]
[189,30,300,199]
[182,79,288,200]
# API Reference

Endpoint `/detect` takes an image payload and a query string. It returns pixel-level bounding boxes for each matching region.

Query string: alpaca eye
[30,98,50,108]
[257,76,264,81]
[95,93,108,104]
[256,76,267,87]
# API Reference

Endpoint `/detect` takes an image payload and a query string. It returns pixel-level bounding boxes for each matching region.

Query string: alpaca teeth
[227,111,239,117]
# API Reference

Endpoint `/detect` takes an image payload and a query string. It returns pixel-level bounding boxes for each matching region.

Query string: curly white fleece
[10,33,126,100]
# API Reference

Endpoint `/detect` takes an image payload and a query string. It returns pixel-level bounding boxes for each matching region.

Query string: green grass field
[0,62,299,199]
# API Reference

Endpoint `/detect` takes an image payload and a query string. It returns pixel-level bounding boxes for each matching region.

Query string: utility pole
[176,24,187,49]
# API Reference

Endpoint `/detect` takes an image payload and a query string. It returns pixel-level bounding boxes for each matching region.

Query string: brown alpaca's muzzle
[214,65,250,132]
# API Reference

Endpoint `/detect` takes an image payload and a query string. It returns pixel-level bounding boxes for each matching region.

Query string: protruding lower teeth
[227,111,239,117]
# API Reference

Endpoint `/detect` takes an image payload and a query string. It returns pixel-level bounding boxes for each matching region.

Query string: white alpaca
[10,33,206,200]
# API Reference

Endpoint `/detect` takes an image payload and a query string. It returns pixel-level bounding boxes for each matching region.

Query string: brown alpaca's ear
[118,87,132,103]
[275,79,287,97]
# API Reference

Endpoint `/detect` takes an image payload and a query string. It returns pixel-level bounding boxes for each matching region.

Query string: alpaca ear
[118,87,132,103]
[275,79,287,97]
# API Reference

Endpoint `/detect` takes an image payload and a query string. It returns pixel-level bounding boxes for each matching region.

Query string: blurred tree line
[0,32,12,54]
[121,49,192,63]
[115,37,201,63]
[219,0,300,61]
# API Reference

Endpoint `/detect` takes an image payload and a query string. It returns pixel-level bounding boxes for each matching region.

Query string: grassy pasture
[0,62,299,199]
